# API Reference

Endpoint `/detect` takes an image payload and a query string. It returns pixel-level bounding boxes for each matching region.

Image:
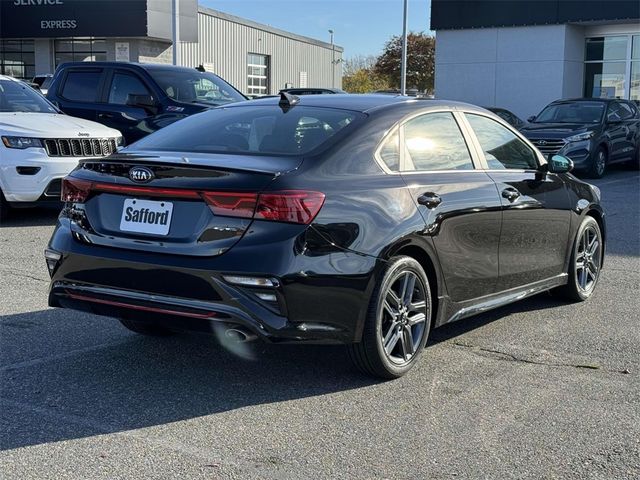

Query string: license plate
[120,198,173,236]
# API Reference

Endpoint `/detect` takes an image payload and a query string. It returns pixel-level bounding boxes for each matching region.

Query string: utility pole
[400,0,408,95]
[172,0,181,66]
[329,29,335,88]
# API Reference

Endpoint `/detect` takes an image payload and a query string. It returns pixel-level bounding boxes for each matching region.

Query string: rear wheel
[556,216,603,302]
[349,256,432,379]
[587,146,607,178]
[118,317,175,336]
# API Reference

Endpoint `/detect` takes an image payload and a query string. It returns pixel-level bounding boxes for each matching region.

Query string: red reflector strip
[92,182,201,199]
[66,292,218,319]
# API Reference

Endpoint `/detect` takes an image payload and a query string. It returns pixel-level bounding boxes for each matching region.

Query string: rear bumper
[47,220,378,343]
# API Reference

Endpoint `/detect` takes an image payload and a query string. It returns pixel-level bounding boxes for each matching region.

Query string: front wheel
[0,190,9,223]
[587,146,607,178]
[348,256,432,379]
[556,216,603,301]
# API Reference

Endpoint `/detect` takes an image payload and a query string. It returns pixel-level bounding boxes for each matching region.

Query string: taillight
[61,177,92,203]
[201,192,258,218]
[203,190,325,224]
[255,191,325,224]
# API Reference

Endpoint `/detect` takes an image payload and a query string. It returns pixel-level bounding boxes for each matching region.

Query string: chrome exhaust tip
[224,327,257,343]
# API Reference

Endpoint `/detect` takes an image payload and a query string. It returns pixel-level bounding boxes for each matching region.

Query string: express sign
[0,0,147,38]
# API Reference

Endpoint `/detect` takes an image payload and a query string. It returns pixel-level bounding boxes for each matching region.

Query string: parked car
[484,107,527,129]
[279,87,346,95]
[47,62,246,145]
[521,98,640,178]
[32,74,53,95]
[0,75,121,221]
[46,94,604,379]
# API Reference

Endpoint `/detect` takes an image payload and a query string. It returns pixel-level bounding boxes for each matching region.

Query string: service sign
[0,0,148,38]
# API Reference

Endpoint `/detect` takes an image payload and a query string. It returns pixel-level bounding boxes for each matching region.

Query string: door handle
[417,192,442,209]
[98,113,114,119]
[501,187,521,202]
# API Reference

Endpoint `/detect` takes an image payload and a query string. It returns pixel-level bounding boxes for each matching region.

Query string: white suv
[0,75,122,220]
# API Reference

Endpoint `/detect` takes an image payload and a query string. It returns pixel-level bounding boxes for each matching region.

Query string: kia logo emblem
[537,140,547,145]
[129,166,154,183]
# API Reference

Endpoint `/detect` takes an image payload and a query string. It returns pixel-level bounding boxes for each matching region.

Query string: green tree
[343,68,390,93]
[374,32,435,93]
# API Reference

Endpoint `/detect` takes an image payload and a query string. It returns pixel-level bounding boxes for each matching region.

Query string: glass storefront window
[0,39,35,80]
[584,62,626,99]
[585,36,628,61]
[54,38,106,68]
[631,62,640,102]
[247,53,269,97]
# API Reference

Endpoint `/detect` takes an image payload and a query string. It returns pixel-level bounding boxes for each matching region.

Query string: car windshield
[130,105,363,155]
[0,79,57,113]
[148,69,245,105]
[535,102,605,124]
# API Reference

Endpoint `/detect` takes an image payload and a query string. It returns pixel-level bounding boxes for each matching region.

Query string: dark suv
[47,62,245,145]
[520,98,640,178]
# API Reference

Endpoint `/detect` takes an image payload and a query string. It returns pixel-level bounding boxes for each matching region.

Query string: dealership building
[431,0,640,119]
[0,0,343,95]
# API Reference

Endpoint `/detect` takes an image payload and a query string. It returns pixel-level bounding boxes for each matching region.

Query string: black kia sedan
[45,95,605,379]
[521,98,640,178]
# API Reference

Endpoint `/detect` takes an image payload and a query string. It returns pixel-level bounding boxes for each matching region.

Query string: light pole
[172,0,181,66]
[400,0,408,95]
[329,29,335,88]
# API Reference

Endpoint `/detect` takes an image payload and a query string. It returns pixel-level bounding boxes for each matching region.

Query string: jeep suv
[521,98,640,178]
[47,62,245,145]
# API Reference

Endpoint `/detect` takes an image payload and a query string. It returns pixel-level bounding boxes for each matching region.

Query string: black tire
[556,216,603,302]
[118,317,175,336]
[0,190,9,223]
[627,145,640,170]
[348,256,432,379]
[586,146,607,178]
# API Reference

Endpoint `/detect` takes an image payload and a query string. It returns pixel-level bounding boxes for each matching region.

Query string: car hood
[520,123,600,139]
[0,113,121,138]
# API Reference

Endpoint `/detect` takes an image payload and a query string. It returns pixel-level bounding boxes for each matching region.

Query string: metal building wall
[180,8,343,94]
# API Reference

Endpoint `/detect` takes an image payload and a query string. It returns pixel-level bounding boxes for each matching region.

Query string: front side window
[61,70,102,102]
[131,106,362,156]
[0,79,57,113]
[401,112,474,171]
[466,114,538,170]
[108,73,150,105]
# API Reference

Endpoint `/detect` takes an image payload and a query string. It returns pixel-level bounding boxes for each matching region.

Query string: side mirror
[527,115,536,122]
[547,154,574,174]
[126,94,158,114]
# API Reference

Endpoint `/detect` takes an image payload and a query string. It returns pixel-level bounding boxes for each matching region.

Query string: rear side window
[61,70,102,102]
[402,112,474,171]
[131,105,362,155]
[108,73,150,105]
[466,114,538,170]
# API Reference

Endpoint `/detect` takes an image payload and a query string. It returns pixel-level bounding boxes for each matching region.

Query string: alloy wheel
[595,150,606,177]
[575,225,601,293]
[379,271,428,365]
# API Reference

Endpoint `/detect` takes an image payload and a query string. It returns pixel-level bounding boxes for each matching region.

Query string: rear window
[61,70,102,102]
[131,105,363,155]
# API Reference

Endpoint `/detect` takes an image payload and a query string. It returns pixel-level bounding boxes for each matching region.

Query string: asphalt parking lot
[0,168,638,480]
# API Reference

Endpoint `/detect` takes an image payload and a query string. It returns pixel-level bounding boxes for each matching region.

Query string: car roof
[233,94,483,114]
[550,98,619,104]
[0,75,20,82]
[55,61,211,74]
